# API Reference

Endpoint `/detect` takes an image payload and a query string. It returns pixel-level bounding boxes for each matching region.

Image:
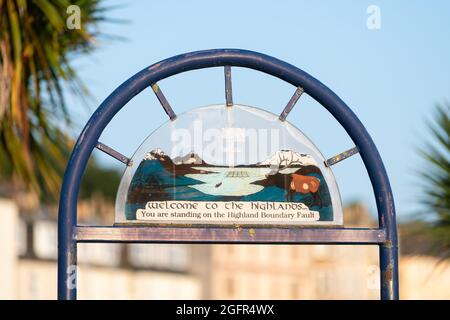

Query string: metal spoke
[325,146,359,167]
[224,66,233,106]
[96,142,132,166]
[279,86,304,121]
[151,83,176,120]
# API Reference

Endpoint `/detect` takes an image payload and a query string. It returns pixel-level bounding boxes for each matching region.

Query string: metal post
[57,167,78,300]
[379,194,399,299]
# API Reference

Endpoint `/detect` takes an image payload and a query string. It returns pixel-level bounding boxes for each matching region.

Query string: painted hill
[257,150,317,167]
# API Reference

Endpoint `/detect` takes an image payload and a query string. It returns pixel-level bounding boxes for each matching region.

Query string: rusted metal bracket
[224,66,233,106]
[151,83,177,120]
[279,86,304,121]
[96,142,132,166]
[325,146,359,167]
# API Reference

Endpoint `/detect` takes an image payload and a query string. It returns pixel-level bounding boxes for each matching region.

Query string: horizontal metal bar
[151,83,176,120]
[76,226,386,244]
[325,146,359,167]
[95,142,131,166]
[279,86,304,121]
[224,66,233,106]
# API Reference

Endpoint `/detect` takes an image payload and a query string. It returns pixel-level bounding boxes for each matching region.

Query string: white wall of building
[0,199,201,300]
[0,199,18,299]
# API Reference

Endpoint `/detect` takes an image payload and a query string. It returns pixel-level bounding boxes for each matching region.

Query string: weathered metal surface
[224,66,233,106]
[58,49,399,300]
[75,226,386,244]
[325,146,359,167]
[96,142,131,166]
[379,188,399,299]
[279,87,304,121]
[151,83,176,120]
[57,226,76,300]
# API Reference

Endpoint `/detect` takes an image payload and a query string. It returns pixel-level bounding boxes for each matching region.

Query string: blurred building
[0,198,449,299]
[192,203,380,299]
[399,255,450,299]
[0,199,200,299]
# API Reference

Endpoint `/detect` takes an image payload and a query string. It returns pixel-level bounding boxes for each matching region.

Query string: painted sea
[125,149,333,221]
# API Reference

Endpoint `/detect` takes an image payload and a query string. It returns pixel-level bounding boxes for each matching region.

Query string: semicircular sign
[115,104,343,227]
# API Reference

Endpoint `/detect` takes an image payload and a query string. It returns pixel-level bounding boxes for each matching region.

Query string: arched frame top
[58,49,398,300]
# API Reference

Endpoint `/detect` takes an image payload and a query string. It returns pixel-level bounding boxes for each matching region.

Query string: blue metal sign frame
[57,49,399,300]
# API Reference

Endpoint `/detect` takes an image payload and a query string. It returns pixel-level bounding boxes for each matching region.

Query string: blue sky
[68,1,450,220]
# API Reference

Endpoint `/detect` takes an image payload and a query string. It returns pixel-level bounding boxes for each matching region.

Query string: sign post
[57,49,399,300]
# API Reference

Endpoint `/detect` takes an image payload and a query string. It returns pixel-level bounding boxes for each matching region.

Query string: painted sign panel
[115,104,343,226]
